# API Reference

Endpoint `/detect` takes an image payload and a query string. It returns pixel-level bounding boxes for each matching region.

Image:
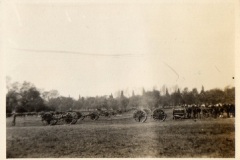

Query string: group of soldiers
[181,104,235,119]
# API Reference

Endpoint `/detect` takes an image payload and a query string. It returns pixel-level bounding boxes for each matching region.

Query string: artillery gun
[133,108,167,123]
[41,112,58,125]
[41,111,83,125]
[41,108,117,125]
[81,108,120,120]
[81,112,100,120]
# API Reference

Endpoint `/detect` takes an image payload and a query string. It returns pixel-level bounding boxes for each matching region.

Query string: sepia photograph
[1,0,238,158]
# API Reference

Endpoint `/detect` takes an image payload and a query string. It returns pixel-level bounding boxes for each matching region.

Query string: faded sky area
[2,0,236,99]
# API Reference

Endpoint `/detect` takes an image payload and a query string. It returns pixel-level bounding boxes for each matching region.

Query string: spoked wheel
[103,112,111,119]
[90,113,99,120]
[71,111,83,124]
[49,118,58,125]
[70,112,82,124]
[64,113,73,124]
[42,119,50,125]
[63,112,77,124]
[41,113,58,125]
[152,109,167,121]
[133,110,147,123]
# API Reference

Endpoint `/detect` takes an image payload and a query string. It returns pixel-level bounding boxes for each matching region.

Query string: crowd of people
[179,104,235,119]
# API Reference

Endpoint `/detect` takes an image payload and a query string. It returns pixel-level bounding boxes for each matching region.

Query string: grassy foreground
[6,112,235,158]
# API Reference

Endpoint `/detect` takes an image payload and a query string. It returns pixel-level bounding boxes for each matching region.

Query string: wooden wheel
[90,113,99,120]
[64,113,73,124]
[152,109,167,121]
[41,112,58,125]
[71,111,82,124]
[63,112,79,124]
[49,118,58,125]
[133,110,147,123]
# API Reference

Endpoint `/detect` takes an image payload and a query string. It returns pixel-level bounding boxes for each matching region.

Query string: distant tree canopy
[6,81,50,113]
[6,79,235,113]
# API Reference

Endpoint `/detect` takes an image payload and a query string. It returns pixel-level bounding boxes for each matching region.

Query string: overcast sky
[2,0,236,99]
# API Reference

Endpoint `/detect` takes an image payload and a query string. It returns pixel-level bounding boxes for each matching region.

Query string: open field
[6,109,235,158]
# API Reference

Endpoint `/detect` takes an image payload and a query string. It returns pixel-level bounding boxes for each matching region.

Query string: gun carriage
[40,108,118,125]
[133,108,167,123]
[41,111,83,125]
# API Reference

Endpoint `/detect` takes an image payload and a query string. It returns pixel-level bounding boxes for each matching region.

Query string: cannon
[81,109,119,121]
[41,112,58,125]
[133,108,167,123]
[41,111,83,125]
[81,112,100,121]
[62,111,83,124]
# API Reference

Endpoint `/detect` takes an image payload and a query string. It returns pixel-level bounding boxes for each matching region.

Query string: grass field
[6,109,235,158]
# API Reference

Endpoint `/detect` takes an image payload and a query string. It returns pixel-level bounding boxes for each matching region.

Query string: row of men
[181,104,235,119]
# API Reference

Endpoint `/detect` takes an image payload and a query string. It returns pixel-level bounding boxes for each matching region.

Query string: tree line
[6,80,235,114]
